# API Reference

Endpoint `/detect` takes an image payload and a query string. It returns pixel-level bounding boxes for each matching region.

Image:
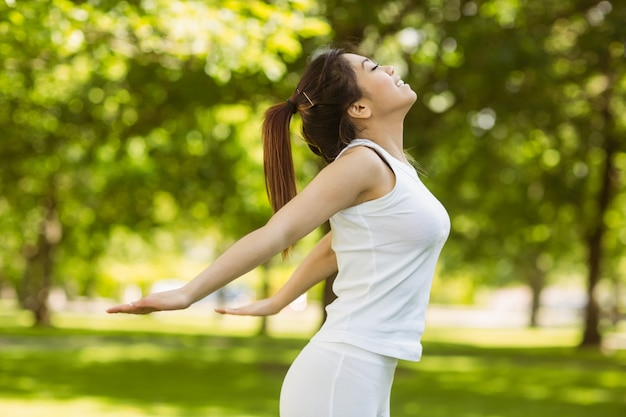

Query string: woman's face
[344,53,417,116]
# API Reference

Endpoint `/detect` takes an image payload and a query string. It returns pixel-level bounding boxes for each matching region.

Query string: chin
[404,91,418,107]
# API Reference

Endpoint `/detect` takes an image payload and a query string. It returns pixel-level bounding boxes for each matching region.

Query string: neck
[359,120,407,163]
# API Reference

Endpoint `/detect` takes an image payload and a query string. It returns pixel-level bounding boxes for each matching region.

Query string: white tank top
[312,139,450,361]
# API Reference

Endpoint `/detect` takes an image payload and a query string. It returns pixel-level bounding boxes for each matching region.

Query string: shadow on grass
[0,328,305,416]
[394,341,626,417]
[0,326,624,417]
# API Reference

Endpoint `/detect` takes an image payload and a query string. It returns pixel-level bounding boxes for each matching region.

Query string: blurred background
[0,0,624,416]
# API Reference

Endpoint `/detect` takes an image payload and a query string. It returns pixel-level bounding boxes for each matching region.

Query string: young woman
[108,48,450,417]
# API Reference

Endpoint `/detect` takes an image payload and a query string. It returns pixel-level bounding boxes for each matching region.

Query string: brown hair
[262,48,363,214]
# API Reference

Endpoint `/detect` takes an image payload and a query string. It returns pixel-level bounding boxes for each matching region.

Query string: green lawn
[0,311,624,417]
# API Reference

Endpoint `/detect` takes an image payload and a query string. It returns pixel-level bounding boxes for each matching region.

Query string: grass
[0,308,624,417]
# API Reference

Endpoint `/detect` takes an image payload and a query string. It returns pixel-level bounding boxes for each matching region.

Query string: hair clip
[296,88,315,107]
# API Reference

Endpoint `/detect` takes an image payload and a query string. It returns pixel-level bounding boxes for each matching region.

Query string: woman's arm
[107,146,389,315]
[215,231,336,316]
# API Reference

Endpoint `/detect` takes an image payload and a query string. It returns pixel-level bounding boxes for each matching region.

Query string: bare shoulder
[302,144,390,203]
[324,144,395,203]
[265,144,394,242]
[313,145,381,189]
[333,145,390,175]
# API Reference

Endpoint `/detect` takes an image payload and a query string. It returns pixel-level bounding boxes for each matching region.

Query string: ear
[347,101,372,119]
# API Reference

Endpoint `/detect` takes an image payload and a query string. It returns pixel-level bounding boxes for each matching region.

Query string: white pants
[280,340,398,417]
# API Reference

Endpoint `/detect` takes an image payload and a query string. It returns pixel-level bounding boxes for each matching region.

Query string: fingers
[214,307,244,315]
[106,303,134,314]
[214,305,256,316]
[214,299,277,316]
[106,301,156,315]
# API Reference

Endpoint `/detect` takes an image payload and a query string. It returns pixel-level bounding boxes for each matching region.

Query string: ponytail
[262,101,297,214]
[261,48,363,256]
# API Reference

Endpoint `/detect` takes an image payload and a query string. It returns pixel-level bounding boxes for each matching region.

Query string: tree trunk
[608,273,621,327]
[256,261,272,336]
[527,264,545,328]
[579,74,618,347]
[21,196,61,328]
[581,231,603,347]
[320,272,338,326]
[319,220,337,327]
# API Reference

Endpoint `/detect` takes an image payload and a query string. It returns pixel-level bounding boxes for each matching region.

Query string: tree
[324,0,625,345]
[0,0,330,325]
[2,0,623,346]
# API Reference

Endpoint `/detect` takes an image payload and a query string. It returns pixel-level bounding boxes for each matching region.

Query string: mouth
[396,79,405,87]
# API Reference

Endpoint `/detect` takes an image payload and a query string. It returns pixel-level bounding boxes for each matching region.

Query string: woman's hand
[106,289,190,315]
[214,298,280,317]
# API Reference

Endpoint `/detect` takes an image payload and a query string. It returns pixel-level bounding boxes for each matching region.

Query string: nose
[384,65,395,75]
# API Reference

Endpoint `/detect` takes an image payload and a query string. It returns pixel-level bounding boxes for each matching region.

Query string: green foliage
[0,0,330,314]
[0,0,624,342]
[328,1,626,322]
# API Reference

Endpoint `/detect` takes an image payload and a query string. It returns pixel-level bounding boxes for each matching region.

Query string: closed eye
[371,63,380,71]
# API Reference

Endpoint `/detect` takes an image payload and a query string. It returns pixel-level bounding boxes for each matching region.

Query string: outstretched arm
[215,231,337,316]
[107,146,388,315]
[106,224,290,314]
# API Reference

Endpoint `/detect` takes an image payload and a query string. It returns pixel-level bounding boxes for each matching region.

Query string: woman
[108,48,450,417]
